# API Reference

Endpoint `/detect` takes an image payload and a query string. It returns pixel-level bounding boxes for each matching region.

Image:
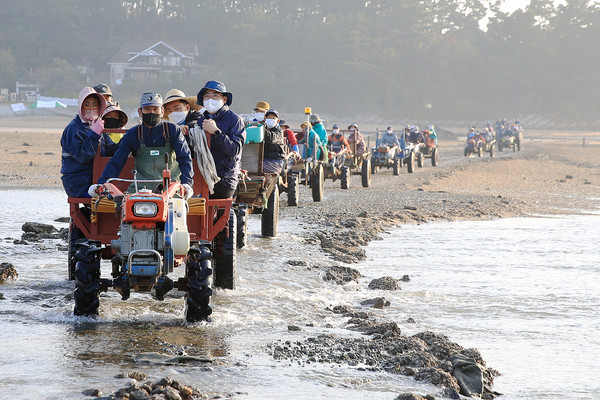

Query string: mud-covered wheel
[287,173,299,206]
[213,209,236,289]
[370,158,377,175]
[498,142,503,152]
[311,164,324,202]
[407,152,415,173]
[478,147,483,157]
[417,153,424,167]
[517,141,521,151]
[67,220,86,281]
[73,239,102,317]
[185,245,213,322]
[262,185,279,237]
[432,147,439,166]
[464,148,468,157]
[236,205,248,250]
[361,158,371,188]
[490,145,495,158]
[513,143,517,152]
[393,158,400,176]
[340,166,350,189]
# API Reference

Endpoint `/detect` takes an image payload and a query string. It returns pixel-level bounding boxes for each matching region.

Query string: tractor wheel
[464,148,468,157]
[513,144,516,152]
[340,166,350,189]
[361,158,371,188]
[417,153,424,167]
[370,159,377,175]
[478,147,483,157]
[287,173,299,206]
[236,204,248,250]
[311,164,324,202]
[213,209,237,289]
[431,148,439,166]
[73,239,102,317]
[393,158,400,176]
[490,145,495,158]
[68,220,85,281]
[498,142,503,152]
[185,245,213,322]
[407,152,415,173]
[261,185,279,237]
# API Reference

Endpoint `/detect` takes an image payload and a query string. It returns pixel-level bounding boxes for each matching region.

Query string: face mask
[83,108,99,121]
[254,112,265,122]
[204,98,224,114]
[103,117,122,129]
[333,129,339,134]
[142,112,161,127]
[168,111,188,124]
[265,118,278,129]
[351,128,356,133]
[387,130,392,134]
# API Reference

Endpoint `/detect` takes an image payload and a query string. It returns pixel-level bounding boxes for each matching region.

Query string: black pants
[210,182,236,199]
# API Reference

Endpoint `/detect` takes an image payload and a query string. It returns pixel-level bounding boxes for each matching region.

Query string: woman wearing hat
[196,80,246,199]
[99,102,128,156]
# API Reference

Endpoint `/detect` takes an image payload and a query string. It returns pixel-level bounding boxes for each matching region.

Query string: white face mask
[168,111,188,124]
[254,112,265,122]
[332,129,339,134]
[265,118,278,129]
[204,98,224,114]
[387,130,392,134]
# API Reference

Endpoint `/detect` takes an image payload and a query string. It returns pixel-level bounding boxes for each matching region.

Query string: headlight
[133,202,158,217]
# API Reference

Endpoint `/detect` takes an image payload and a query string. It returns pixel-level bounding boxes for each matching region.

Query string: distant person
[379,126,400,148]
[60,86,107,197]
[93,83,114,104]
[262,109,286,173]
[300,121,322,160]
[347,123,366,157]
[328,124,351,167]
[196,80,246,199]
[309,113,328,159]
[100,102,128,157]
[92,92,193,197]
[279,120,299,156]
[426,124,438,145]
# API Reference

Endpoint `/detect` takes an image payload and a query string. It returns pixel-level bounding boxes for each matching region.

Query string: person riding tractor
[327,124,352,168]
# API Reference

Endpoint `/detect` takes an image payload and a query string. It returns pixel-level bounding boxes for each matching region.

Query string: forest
[0,0,599,121]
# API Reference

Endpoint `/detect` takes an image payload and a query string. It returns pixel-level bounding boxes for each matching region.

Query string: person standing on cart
[196,80,246,199]
[309,113,328,160]
[92,92,194,197]
[300,121,323,161]
[262,109,286,174]
[61,86,107,197]
[162,89,200,156]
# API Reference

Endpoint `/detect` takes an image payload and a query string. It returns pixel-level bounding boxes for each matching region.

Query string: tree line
[0,0,598,121]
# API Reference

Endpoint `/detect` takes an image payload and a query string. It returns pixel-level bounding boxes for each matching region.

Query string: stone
[21,222,57,234]
[162,386,182,400]
[368,277,402,290]
[82,388,102,397]
[0,263,18,283]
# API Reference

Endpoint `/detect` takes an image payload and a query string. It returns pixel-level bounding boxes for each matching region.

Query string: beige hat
[254,101,270,112]
[164,89,190,106]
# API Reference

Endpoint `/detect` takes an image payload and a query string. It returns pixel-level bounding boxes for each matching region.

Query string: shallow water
[1,189,599,399]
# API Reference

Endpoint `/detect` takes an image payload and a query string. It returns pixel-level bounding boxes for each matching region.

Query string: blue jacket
[379,133,399,147]
[60,115,101,197]
[98,122,193,185]
[197,105,246,190]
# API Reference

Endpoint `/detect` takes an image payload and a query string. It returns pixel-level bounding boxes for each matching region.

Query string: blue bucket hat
[197,80,233,106]
[139,92,162,108]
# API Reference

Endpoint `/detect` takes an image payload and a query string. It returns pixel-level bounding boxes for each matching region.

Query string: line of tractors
[66,115,439,322]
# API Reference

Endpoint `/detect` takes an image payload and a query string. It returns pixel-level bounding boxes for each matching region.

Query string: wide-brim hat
[309,114,320,124]
[102,103,128,126]
[197,80,232,106]
[254,101,270,112]
[163,89,189,106]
